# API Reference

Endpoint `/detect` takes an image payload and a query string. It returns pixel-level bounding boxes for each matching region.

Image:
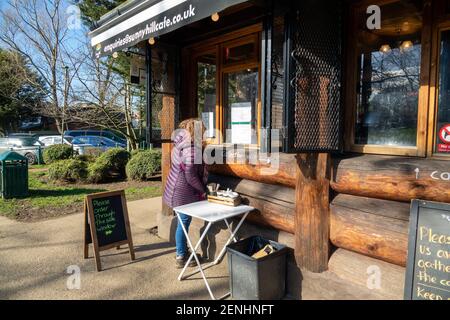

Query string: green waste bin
[0,151,29,199]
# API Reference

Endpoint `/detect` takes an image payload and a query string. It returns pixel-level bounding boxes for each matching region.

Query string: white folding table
[173,200,254,300]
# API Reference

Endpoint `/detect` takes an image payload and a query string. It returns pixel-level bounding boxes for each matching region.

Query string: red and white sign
[438,124,450,153]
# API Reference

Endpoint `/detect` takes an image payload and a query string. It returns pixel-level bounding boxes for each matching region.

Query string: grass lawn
[0,168,162,221]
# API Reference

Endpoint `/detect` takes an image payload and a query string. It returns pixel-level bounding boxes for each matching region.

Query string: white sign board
[230,102,252,144]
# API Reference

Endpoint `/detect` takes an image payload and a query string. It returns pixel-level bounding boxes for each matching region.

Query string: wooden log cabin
[90,0,450,299]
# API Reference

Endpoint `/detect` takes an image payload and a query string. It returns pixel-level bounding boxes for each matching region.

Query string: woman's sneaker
[175,255,197,269]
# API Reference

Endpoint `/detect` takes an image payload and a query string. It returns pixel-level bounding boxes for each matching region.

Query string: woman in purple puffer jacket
[163,118,207,268]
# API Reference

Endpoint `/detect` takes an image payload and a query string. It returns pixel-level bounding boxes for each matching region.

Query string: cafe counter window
[345,0,428,156]
[185,24,262,147]
[346,0,450,158]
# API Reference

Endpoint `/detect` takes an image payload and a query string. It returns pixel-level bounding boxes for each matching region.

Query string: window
[197,51,217,139]
[224,68,259,144]
[187,25,262,145]
[346,0,429,156]
[222,35,258,66]
[435,29,450,154]
[270,14,286,151]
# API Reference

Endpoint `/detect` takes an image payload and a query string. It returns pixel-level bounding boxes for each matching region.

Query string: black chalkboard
[89,195,127,247]
[84,190,135,271]
[404,200,450,300]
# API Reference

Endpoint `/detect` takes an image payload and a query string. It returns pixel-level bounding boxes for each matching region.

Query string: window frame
[427,19,450,159]
[184,24,263,147]
[344,0,432,157]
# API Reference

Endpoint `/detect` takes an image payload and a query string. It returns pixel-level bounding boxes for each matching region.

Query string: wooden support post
[161,95,175,216]
[294,153,331,273]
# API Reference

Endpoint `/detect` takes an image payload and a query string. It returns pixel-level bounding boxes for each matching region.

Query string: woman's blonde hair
[178,118,205,142]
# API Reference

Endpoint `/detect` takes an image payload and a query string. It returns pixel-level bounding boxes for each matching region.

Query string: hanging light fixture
[112,52,119,59]
[211,12,219,22]
[148,37,156,45]
[400,40,413,51]
[379,44,391,53]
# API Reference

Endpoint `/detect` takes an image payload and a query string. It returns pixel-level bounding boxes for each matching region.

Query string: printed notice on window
[231,102,252,144]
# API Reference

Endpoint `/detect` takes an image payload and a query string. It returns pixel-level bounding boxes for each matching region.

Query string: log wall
[209,153,450,268]
[330,194,409,266]
[210,154,450,203]
[208,174,295,233]
[331,155,450,203]
[207,153,296,188]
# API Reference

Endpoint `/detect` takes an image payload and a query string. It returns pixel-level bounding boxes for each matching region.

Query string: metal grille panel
[288,0,342,152]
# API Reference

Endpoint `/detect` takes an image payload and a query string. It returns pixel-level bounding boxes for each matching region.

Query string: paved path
[0,197,229,300]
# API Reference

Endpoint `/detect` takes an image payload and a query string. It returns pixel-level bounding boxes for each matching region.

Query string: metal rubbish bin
[0,151,29,199]
[227,236,288,300]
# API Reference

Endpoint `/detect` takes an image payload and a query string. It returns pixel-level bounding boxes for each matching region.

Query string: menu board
[404,200,450,300]
[84,190,135,271]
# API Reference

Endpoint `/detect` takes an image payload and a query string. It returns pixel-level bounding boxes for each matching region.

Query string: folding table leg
[176,213,215,299]
[212,212,249,265]
[224,219,238,243]
[182,212,249,274]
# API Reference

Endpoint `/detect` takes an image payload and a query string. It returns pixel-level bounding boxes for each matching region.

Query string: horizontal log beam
[331,155,450,203]
[328,249,405,300]
[208,174,295,233]
[207,153,296,188]
[330,194,409,266]
[243,195,295,234]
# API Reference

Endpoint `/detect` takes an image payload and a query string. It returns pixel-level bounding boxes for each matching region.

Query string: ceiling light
[211,12,219,22]
[148,37,156,45]
[401,40,413,50]
[380,44,391,53]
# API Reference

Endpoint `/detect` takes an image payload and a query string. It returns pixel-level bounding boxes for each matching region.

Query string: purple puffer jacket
[163,131,207,208]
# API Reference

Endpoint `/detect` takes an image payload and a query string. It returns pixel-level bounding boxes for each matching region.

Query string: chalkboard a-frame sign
[404,200,450,300]
[84,190,135,271]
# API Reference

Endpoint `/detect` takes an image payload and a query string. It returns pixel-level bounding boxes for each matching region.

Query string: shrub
[87,160,109,183]
[83,147,103,158]
[75,154,95,163]
[43,144,73,164]
[87,148,131,183]
[130,149,141,157]
[48,159,88,183]
[126,149,162,181]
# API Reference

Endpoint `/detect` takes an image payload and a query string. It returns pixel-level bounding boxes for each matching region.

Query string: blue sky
[0,0,90,52]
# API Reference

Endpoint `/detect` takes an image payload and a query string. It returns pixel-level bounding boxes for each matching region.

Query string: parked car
[71,136,126,151]
[0,137,43,165]
[65,130,127,146]
[38,135,91,155]
[7,133,39,140]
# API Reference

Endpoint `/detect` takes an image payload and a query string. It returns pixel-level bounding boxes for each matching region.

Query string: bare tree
[67,38,142,149]
[0,0,79,133]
